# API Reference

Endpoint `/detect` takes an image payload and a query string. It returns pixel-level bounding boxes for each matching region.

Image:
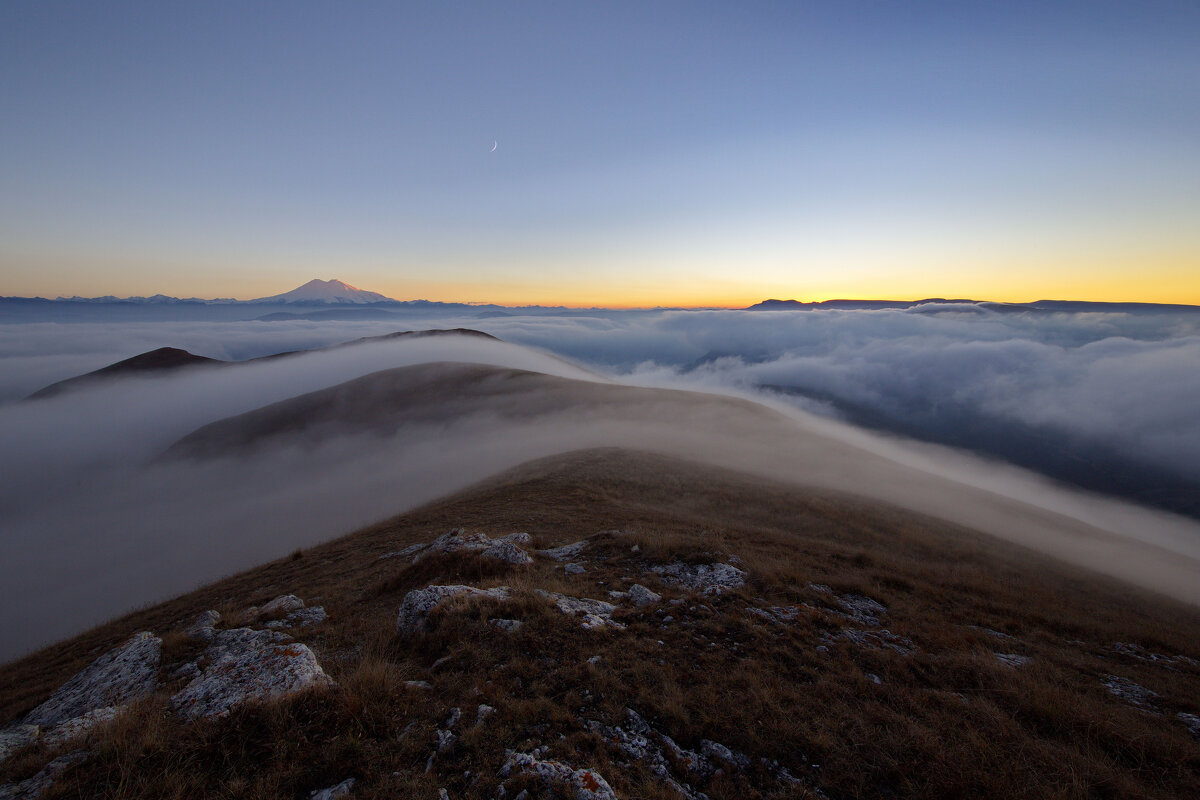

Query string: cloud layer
[2,307,1199,660]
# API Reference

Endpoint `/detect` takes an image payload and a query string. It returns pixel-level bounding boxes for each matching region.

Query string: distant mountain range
[51,278,396,306]
[746,298,1200,313]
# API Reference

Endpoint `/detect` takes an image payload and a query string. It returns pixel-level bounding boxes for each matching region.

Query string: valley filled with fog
[1,306,1199,660]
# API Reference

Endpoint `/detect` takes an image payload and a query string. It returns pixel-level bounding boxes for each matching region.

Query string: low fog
[2,316,1200,661]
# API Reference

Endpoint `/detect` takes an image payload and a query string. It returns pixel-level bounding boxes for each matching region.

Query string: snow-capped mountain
[252,279,393,304]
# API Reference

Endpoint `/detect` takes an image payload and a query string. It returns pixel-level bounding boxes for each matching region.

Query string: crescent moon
[490,141,498,152]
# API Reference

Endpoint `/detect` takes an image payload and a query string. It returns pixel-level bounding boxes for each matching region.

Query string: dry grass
[2,448,1199,799]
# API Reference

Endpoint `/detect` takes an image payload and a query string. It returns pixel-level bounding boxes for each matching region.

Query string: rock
[379,542,428,560]
[480,540,535,566]
[405,680,433,690]
[288,607,328,628]
[169,661,202,682]
[1103,675,1160,713]
[170,627,332,720]
[627,584,661,607]
[437,729,456,753]
[445,707,462,729]
[536,590,625,630]
[824,628,913,655]
[0,750,88,800]
[396,585,511,635]
[186,610,221,642]
[42,706,119,746]
[701,739,751,771]
[418,530,533,565]
[257,595,305,618]
[0,726,39,766]
[25,632,161,728]
[538,541,587,561]
[309,777,355,799]
[564,563,586,575]
[747,605,802,625]
[1178,712,1200,740]
[500,751,617,800]
[476,704,496,726]
[587,710,707,799]
[490,618,523,632]
[994,653,1033,668]
[650,563,746,595]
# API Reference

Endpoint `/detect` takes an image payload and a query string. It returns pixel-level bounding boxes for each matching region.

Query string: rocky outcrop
[627,584,661,607]
[170,628,332,720]
[396,585,512,635]
[0,751,88,800]
[186,610,221,642]
[411,530,534,565]
[0,726,39,765]
[539,541,587,561]
[41,706,119,746]
[537,591,625,630]
[264,606,327,630]
[25,632,160,728]
[256,595,305,618]
[1103,675,1160,713]
[499,750,617,800]
[650,563,746,595]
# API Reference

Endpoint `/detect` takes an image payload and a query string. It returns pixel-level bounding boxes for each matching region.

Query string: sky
[1,1,1198,306]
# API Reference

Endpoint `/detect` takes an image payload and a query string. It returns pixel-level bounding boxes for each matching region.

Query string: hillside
[2,449,1198,799]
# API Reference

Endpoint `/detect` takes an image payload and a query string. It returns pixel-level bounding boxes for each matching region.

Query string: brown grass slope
[2,448,1199,799]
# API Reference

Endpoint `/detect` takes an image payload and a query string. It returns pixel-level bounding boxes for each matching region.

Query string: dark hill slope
[162,362,776,460]
[2,449,1199,799]
[27,347,221,399]
[25,329,498,400]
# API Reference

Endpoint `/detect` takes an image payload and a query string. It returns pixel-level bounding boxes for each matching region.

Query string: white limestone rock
[0,750,88,800]
[170,627,332,720]
[538,541,588,561]
[0,726,39,766]
[564,563,586,575]
[25,632,160,728]
[186,610,221,642]
[651,563,746,596]
[257,595,305,618]
[416,530,534,565]
[1103,675,1160,713]
[309,777,355,799]
[627,584,661,608]
[42,706,120,746]
[1178,712,1200,740]
[396,585,512,635]
[499,750,617,800]
[994,653,1033,668]
[536,590,625,631]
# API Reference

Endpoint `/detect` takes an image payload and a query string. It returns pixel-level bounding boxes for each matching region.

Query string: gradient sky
[2,1,1198,306]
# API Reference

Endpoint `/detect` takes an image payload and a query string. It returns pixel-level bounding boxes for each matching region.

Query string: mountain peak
[255,279,393,304]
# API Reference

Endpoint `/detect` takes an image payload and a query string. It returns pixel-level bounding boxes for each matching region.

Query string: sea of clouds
[1,305,1199,660]
[4,304,1197,480]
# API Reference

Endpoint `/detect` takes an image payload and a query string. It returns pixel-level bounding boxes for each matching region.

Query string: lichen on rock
[170,628,332,720]
[24,632,160,728]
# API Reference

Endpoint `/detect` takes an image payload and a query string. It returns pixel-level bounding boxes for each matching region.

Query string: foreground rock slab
[171,628,332,719]
[24,632,160,728]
